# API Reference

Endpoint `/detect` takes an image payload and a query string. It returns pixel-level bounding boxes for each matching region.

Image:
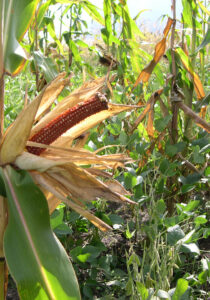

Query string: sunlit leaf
[195,26,210,53]
[172,279,189,300]
[81,0,105,26]
[32,0,52,30]
[197,1,210,15]
[176,47,205,99]
[3,0,39,75]
[47,21,64,55]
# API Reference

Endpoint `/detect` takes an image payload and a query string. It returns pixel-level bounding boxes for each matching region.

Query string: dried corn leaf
[0,92,42,164]
[48,163,135,205]
[146,107,155,137]
[105,179,132,195]
[35,72,70,121]
[163,18,174,37]
[132,89,163,132]
[23,144,131,170]
[14,152,68,172]
[32,172,111,231]
[133,18,173,88]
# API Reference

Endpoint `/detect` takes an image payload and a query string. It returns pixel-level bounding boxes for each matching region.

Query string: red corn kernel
[27,94,108,155]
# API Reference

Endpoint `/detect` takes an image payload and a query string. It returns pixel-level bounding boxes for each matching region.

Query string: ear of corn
[27,94,108,155]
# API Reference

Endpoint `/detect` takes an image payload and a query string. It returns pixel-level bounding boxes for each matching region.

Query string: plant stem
[0,76,4,141]
[68,5,73,67]
[170,0,178,143]
[0,6,8,299]
[201,0,206,84]
[0,197,7,300]
[184,1,197,139]
[0,0,4,141]
[34,7,39,90]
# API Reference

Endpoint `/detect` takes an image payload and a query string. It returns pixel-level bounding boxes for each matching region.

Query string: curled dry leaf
[133,18,173,88]
[131,89,163,132]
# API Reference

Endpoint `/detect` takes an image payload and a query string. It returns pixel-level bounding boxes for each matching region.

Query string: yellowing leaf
[146,107,155,137]
[133,18,173,87]
[132,89,163,132]
[176,47,205,100]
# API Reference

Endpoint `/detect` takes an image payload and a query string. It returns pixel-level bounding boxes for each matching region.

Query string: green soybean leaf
[1,166,81,300]
[167,225,185,245]
[194,215,207,225]
[2,0,39,76]
[165,142,186,157]
[155,115,172,132]
[136,282,148,300]
[172,278,189,300]
[181,243,200,255]
[181,184,195,194]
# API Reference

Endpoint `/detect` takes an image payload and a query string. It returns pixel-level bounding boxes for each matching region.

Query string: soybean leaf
[172,278,189,300]
[167,225,185,245]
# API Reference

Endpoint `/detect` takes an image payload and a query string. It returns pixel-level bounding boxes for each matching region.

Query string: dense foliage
[1,0,209,299]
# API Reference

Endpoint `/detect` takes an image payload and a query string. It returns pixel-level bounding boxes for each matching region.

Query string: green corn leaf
[2,0,39,76]
[47,21,64,55]
[1,166,81,300]
[182,0,193,27]
[35,0,52,30]
[103,0,112,46]
[82,0,105,26]
[195,25,210,53]
[33,51,58,82]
